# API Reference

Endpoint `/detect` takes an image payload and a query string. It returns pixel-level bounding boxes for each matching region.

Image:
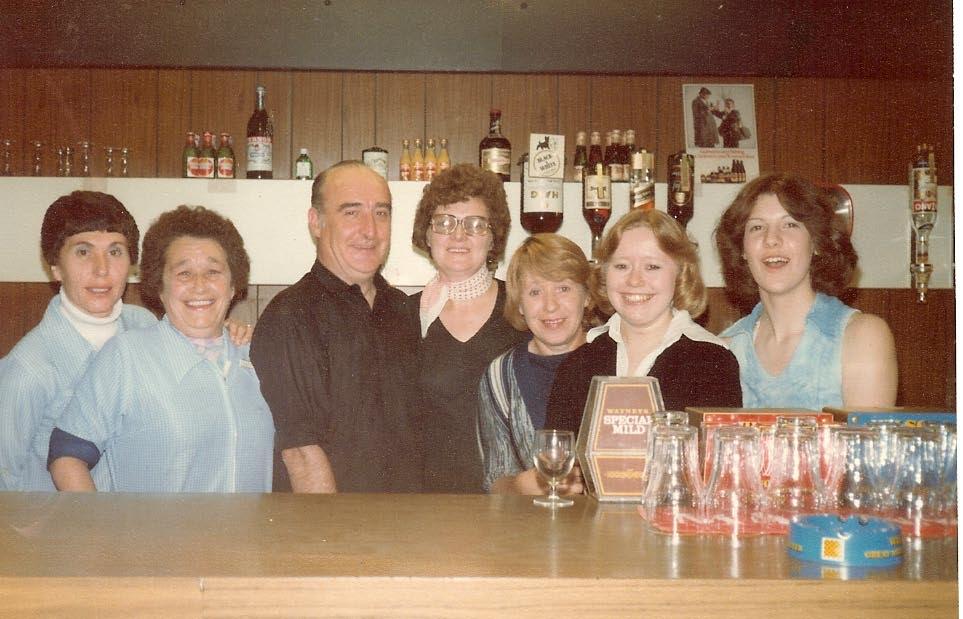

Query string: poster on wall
[683,83,759,184]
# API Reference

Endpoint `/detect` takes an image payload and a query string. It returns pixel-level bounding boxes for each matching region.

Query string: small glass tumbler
[767,418,823,522]
[31,141,43,176]
[640,411,690,496]
[704,425,767,539]
[824,427,876,514]
[104,146,115,177]
[893,427,941,537]
[863,422,902,514]
[120,147,131,177]
[78,141,92,176]
[1,138,15,175]
[642,425,704,537]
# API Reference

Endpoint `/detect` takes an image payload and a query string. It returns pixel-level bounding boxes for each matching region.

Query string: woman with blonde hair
[477,233,594,494]
[545,209,741,433]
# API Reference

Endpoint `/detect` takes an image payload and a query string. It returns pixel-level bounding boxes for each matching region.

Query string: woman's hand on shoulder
[225,318,254,345]
[842,312,898,407]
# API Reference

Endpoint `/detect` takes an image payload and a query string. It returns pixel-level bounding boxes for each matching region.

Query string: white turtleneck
[58,291,123,351]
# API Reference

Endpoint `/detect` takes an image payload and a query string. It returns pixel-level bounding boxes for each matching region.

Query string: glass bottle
[0,138,14,176]
[909,143,938,302]
[603,130,618,181]
[437,138,451,173]
[399,139,412,180]
[518,153,563,234]
[78,140,92,177]
[582,162,611,261]
[119,147,130,178]
[629,150,655,211]
[294,148,314,180]
[667,150,694,228]
[246,85,273,179]
[216,133,235,179]
[197,131,216,178]
[587,131,604,175]
[362,144,388,179]
[572,130,588,182]
[412,138,425,181]
[30,141,42,176]
[479,109,511,181]
[425,138,438,180]
[183,132,198,178]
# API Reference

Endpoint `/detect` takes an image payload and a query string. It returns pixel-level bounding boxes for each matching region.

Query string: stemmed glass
[533,429,576,508]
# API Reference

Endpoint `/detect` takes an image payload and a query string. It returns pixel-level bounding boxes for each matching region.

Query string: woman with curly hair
[478,234,594,495]
[715,173,897,409]
[410,164,527,493]
[49,205,274,492]
[545,209,742,435]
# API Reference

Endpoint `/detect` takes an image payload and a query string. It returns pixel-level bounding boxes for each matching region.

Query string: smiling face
[519,272,588,356]
[427,197,493,281]
[310,165,392,287]
[159,236,235,339]
[742,193,815,299]
[51,231,131,318]
[604,226,679,335]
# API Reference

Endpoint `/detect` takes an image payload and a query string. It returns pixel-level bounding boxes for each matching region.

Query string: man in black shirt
[251,161,420,492]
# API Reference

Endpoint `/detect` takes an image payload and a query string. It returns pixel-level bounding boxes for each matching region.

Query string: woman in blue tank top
[714,173,898,409]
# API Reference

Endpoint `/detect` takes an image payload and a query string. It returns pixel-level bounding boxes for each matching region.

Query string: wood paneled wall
[0,282,954,410]
[0,69,954,184]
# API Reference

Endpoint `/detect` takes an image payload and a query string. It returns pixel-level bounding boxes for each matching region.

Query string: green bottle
[294,148,314,180]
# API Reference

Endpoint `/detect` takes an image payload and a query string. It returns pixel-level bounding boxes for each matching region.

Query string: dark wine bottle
[246,85,273,179]
[518,153,563,234]
[479,109,511,181]
[572,130,588,181]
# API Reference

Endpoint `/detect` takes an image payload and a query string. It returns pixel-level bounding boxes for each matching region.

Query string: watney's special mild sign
[576,376,665,502]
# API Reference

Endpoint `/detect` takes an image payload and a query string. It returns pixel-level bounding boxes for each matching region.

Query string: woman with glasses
[409,164,527,492]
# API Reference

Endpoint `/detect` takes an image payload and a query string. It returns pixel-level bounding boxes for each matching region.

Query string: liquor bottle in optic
[246,85,273,179]
[667,150,694,228]
[582,162,612,261]
[518,152,563,234]
[909,143,938,302]
[479,109,511,181]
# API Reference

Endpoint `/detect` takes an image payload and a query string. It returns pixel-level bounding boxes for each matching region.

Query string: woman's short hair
[714,173,857,307]
[41,191,139,266]
[411,164,511,270]
[592,209,707,318]
[140,205,250,308]
[503,233,596,331]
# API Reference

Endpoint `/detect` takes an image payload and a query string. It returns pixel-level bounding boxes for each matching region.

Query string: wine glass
[533,429,576,508]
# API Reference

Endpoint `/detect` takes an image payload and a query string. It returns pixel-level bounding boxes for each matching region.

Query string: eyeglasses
[429,214,491,236]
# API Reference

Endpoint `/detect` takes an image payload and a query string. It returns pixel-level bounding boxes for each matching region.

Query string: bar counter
[0,492,957,617]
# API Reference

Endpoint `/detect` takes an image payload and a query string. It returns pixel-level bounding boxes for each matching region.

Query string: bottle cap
[300,148,308,155]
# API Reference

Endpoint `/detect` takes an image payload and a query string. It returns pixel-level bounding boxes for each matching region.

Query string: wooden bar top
[0,492,957,617]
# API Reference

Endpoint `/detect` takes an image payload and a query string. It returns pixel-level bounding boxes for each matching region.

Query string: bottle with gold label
[425,138,438,180]
[400,139,412,180]
[437,138,451,172]
[413,138,425,181]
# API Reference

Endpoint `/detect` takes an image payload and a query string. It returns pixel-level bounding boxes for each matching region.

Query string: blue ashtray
[787,514,903,568]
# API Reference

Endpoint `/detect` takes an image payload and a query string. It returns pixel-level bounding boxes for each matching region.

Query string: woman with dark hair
[410,164,527,492]
[0,191,154,491]
[715,173,897,409]
[48,205,274,492]
[478,234,594,495]
[546,209,742,435]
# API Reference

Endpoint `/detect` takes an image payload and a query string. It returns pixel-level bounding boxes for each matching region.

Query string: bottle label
[583,174,612,210]
[523,177,563,214]
[481,148,511,175]
[186,155,202,178]
[438,159,450,172]
[295,159,313,179]
[217,156,235,178]
[247,137,273,172]
[630,178,655,210]
[196,156,215,178]
[910,168,937,213]
[413,161,425,181]
[425,161,437,180]
[363,151,389,179]
[400,162,411,181]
